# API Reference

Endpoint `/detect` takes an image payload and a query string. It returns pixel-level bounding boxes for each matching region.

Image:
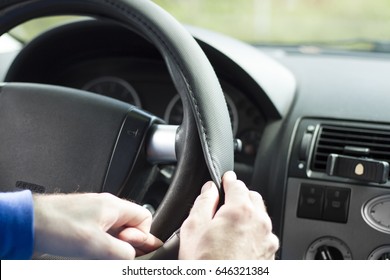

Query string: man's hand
[33,192,162,259]
[179,171,279,259]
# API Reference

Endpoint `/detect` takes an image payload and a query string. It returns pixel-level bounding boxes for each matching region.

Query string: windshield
[7,0,390,52]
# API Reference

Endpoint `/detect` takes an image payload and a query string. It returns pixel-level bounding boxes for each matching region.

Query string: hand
[179,171,279,259]
[33,192,162,259]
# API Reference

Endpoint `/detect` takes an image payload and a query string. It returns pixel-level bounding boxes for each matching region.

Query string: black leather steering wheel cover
[0,0,234,241]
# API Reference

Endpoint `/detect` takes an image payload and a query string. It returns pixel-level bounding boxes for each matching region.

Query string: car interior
[1,0,390,260]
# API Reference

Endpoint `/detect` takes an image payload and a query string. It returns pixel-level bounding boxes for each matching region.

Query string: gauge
[164,94,239,136]
[362,194,390,234]
[82,76,142,107]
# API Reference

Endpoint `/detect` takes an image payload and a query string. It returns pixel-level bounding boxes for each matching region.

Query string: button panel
[297,185,324,220]
[323,187,350,223]
[297,184,351,223]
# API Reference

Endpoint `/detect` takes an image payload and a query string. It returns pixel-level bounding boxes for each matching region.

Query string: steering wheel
[0,0,234,258]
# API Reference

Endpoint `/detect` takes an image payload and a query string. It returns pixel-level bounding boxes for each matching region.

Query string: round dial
[164,94,239,136]
[362,194,390,234]
[368,246,390,260]
[83,76,142,107]
[305,237,352,260]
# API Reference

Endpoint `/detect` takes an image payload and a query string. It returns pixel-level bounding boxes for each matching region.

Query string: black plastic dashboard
[2,19,390,260]
[254,50,390,259]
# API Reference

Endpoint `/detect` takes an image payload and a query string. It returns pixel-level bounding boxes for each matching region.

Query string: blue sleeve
[0,190,34,259]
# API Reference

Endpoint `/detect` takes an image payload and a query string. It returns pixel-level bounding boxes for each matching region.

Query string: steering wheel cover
[0,0,234,240]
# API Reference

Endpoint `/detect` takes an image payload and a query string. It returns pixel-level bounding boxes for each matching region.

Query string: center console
[282,118,390,259]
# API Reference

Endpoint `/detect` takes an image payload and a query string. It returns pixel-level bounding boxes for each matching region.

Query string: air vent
[311,125,390,173]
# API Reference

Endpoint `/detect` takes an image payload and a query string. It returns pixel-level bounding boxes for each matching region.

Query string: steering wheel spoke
[102,107,162,196]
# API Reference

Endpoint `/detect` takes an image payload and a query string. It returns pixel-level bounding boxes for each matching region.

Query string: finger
[134,233,164,256]
[118,227,163,248]
[105,236,137,260]
[223,170,237,182]
[249,191,267,212]
[189,181,219,222]
[87,232,137,260]
[104,194,153,234]
[222,172,250,205]
[117,227,148,246]
[264,233,280,260]
[118,227,163,256]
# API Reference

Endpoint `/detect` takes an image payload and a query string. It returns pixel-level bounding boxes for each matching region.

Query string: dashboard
[257,50,390,260]
[2,18,390,260]
[4,20,268,170]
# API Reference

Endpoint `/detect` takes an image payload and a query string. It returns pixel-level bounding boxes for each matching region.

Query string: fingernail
[223,171,237,181]
[201,181,213,193]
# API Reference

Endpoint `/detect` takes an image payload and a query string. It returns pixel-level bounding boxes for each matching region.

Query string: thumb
[189,181,219,222]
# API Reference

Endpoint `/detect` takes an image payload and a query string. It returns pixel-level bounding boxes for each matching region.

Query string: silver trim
[368,246,390,260]
[146,124,178,164]
[362,194,390,234]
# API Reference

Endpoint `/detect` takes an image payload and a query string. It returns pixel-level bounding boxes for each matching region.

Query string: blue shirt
[0,190,34,259]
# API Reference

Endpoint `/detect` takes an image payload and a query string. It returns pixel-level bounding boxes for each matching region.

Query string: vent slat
[311,125,390,176]
[321,134,390,144]
[322,126,390,137]
[318,138,390,149]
